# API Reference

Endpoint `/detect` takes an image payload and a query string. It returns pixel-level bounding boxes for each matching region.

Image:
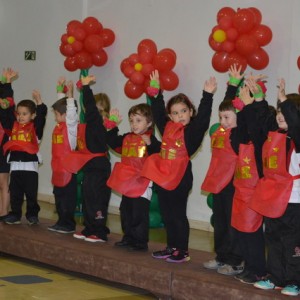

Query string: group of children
[0,64,299,296]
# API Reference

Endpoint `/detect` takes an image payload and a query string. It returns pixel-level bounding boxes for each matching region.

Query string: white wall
[1,0,300,230]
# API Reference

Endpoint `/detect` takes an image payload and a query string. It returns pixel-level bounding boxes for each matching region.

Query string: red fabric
[107,133,151,197]
[141,122,189,191]
[250,131,293,218]
[3,121,38,154]
[201,126,238,193]
[63,123,106,173]
[232,143,262,232]
[51,122,72,187]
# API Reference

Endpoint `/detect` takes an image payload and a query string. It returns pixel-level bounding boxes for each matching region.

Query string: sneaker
[203,259,224,270]
[128,244,148,252]
[165,250,190,263]
[73,232,87,240]
[240,273,263,284]
[235,269,250,281]
[217,263,244,276]
[84,235,106,243]
[254,278,279,290]
[48,224,74,233]
[27,216,39,225]
[114,240,132,248]
[4,215,21,225]
[281,285,300,296]
[152,247,176,259]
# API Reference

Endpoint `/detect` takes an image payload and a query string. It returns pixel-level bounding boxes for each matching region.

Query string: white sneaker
[203,259,224,269]
[217,263,244,276]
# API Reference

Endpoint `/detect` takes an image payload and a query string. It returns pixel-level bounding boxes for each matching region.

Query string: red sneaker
[73,232,86,240]
[84,235,106,243]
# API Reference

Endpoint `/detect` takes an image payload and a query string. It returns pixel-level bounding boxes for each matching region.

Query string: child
[3,90,48,225]
[141,70,217,263]
[65,75,111,242]
[251,79,300,296]
[106,103,161,251]
[94,93,110,119]
[0,68,18,220]
[48,78,78,233]
[201,65,246,275]
[229,80,268,284]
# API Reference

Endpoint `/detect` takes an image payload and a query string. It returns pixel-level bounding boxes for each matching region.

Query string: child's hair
[128,103,153,128]
[94,93,111,118]
[166,93,196,117]
[219,97,235,113]
[279,93,300,112]
[17,99,36,114]
[52,97,78,115]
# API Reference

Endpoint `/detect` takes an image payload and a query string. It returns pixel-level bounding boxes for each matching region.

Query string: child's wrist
[1,76,7,84]
[0,98,10,109]
[150,79,160,89]
[253,85,264,99]
[228,77,241,86]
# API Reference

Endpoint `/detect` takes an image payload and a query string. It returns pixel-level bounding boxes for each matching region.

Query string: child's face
[129,112,152,135]
[54,111,66,123]
[168,103,193,126]
[219,110,237,129]
[276,109,288,130]
[16,106,35,124]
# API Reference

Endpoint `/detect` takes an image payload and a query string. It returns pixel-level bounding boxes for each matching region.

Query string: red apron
[51,122,72,187]
[63,123,106,173]
[201,126,238,193]
[250,131,295,218]
[3,121,38,154]
[107,133,151,198]
[141,122,189,191]
[232,143,263,232]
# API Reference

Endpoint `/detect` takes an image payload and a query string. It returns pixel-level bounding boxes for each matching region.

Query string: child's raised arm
[203,76,217,94]
[81,75,96,86]
[277,78,287,103]
[32,90,43,105]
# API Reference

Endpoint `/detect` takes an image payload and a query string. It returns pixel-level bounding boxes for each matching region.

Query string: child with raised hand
[201,64,246,275]
[0,68,18,221]
[48,78,78,234]
[141,70,217,263]
[66,75,111,242]
[106,103,161,252]
[3,89,47,225]
[251,78,300,296]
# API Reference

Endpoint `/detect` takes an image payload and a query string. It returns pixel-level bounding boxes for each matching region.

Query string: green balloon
[206,193,214,209]
[209,123,220,136]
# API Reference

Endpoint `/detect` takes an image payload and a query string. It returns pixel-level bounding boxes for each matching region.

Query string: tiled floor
[0,201,214,299]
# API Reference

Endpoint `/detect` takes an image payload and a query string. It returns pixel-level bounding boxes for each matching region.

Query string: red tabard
[141,122,189,191]
[107,133,151,198]
[250,131,294,218]
[201,126,238,193]
[63,123,106,173]
[51,122,72,187]
[231,143,263,232]
[3,121,38,154]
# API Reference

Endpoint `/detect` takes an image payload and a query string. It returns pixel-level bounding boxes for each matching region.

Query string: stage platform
[0,219,287,300]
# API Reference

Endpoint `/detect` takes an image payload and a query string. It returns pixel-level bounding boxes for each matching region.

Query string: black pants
[53,174,77,230]
[265,203,300,287]
[9,170,39,219]
[120,195,150,247]
[237,226,266,276]
[81,170,111,240]
[213,182,243,266]
[156,179,191,251]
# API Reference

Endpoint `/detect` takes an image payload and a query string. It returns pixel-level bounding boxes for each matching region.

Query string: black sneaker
[128,244,148,252]
[114,240,132,248]
[235,269,250,281]
[152,247,176,259]
[27,216,39,225]
[4,215,21,225]
[165,249,190,263]
[48,224,74,233]
[240,273,264,285]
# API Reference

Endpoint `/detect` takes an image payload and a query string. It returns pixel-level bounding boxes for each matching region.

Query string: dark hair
[94,93,111,118]
[128,103,153,127]
[17,99,36,114]
[166,93,196,117]
[52,97,78,115]
[219,97,235,113]
[284,93,300,112]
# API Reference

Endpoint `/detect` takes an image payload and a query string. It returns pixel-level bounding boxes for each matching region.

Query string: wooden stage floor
[0,219,288,300]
